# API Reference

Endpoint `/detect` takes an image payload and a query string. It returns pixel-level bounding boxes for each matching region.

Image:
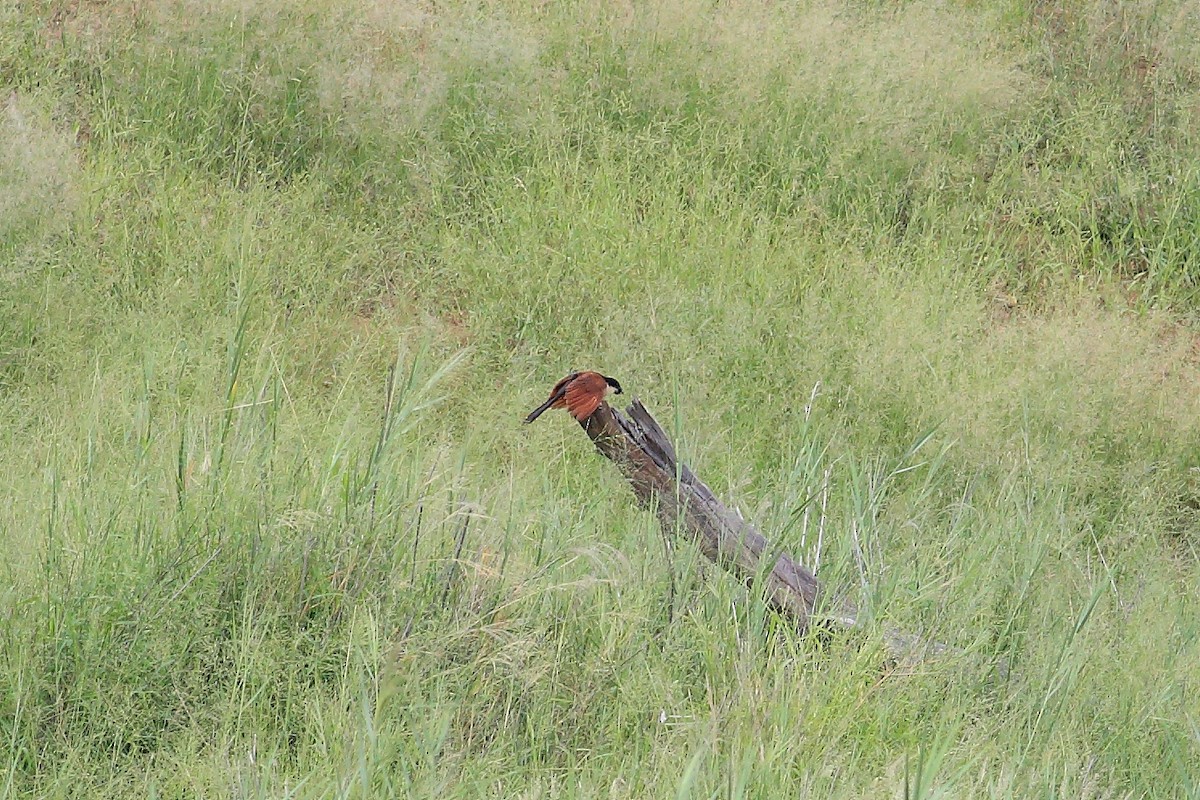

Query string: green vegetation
[2,0,1199,795]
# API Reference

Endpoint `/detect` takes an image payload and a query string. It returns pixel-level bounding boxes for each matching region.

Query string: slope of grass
[1,0,1199,796]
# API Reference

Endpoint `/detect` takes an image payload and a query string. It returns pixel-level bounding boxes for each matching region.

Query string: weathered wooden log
[579,398,953,666]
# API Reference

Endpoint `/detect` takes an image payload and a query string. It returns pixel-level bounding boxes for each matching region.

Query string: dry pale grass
[0,92,79,243]
[510,0,1031,162]
[830,263,1200,471]
[957,299,1200,466]
[44,0,1197,146]
[105,0,1031,149]
[322,2,545,136]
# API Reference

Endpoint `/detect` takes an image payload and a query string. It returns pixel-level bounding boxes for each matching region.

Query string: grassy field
[2,0,1199,796]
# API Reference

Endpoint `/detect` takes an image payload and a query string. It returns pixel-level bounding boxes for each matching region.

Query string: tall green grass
[1,0,1198,796]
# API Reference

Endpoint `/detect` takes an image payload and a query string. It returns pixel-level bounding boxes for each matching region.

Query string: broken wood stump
[578,398,953,667]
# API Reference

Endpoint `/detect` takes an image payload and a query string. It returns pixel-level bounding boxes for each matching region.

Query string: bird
[524,371,623,424]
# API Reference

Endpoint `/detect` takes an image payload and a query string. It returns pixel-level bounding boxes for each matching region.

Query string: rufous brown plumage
[524,371,623,424]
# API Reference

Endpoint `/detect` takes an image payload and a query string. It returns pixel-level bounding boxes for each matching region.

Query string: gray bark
[578,399,954,667]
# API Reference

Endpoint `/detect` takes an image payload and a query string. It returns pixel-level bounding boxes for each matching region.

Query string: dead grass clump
[614,0,1030,147]
[312,0,546,138]
[0,93,79,244]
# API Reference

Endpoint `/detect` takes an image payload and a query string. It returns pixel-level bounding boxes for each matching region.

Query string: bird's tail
[523,397,556,424]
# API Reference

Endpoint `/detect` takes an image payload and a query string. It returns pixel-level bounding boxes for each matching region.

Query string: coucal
[524,371,623,424]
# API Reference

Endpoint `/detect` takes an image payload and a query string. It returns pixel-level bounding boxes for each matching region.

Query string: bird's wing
[564,373,605,421]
